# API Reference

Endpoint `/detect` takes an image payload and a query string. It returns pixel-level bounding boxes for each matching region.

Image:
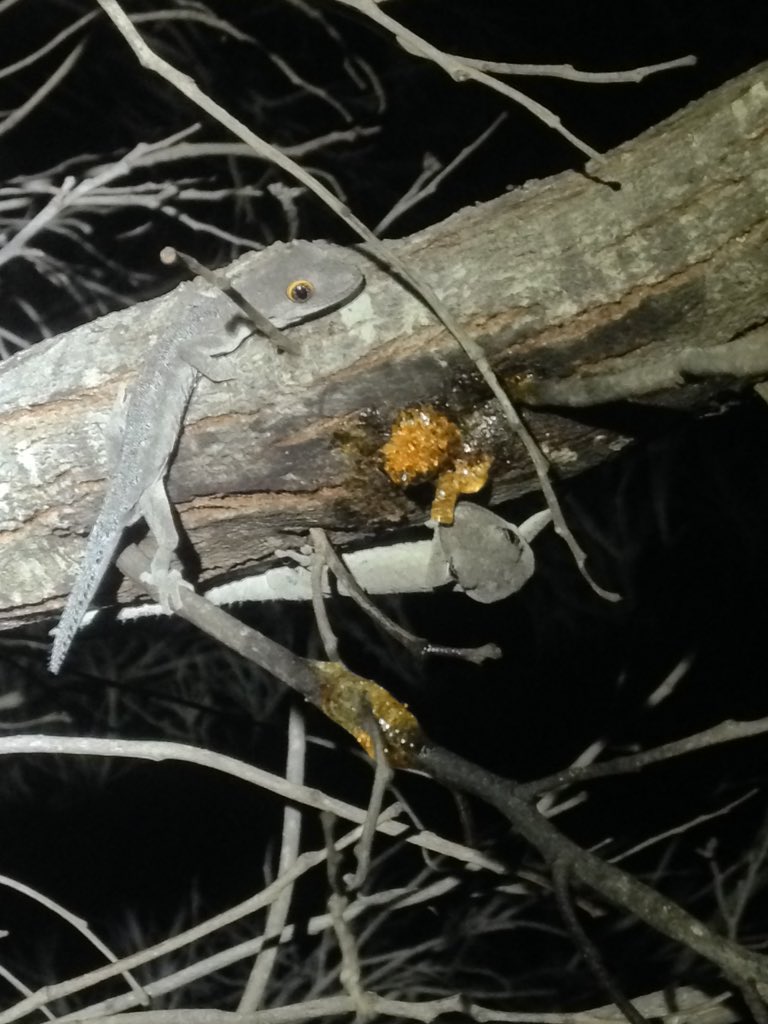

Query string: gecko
[48,240,365,674]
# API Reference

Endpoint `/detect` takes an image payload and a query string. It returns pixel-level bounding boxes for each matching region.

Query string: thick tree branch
[0,62,765,627]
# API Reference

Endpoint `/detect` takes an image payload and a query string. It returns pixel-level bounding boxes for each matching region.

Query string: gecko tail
[48,516,127,675]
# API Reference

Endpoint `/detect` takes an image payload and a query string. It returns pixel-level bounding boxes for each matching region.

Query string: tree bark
[1,62,766,628]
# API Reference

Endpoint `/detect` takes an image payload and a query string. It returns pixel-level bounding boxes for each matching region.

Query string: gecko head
[249,239,365,328]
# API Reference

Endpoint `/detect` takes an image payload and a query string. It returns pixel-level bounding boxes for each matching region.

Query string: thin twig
[375,115,506,236]
[348,716,394,892]
[310,528,501,665]
[611,791,757,865]
[0,967,54,1022]
[458,54,697,83]
[322,814,373,1020]
[519,716,768,799]
[0,10,95,81]
[238,703,306,1012]
[0,42,85,140]
[329,0,600,158]
[0,809,399,1023]
[0,871,147,1003]
[160,245,300,354]
[311,536,340,660]
[551,859,646,1024]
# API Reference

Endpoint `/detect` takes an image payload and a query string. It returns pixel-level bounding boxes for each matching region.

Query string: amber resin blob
[380,405,492,524]
[315,661,425,769]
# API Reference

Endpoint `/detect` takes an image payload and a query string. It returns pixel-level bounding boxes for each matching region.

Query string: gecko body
[49,240,364,673]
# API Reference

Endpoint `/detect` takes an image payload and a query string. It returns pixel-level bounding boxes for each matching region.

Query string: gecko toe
[140,567,194,612]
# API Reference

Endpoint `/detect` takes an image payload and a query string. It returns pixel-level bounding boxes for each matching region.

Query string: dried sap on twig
[315,661,426,768]
[380,405,492,524]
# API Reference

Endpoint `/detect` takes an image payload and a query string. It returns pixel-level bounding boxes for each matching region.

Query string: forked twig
[310,528,501,665]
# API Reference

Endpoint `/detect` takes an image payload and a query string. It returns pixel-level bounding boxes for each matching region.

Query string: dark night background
[0,0,767,1016]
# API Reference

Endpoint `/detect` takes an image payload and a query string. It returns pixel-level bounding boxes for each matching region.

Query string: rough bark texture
[1,62,766,627]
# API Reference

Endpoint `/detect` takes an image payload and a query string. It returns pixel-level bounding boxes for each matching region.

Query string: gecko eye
[286,279,314,303]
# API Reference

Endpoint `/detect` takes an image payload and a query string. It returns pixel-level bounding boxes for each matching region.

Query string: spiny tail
[48,505,131,674]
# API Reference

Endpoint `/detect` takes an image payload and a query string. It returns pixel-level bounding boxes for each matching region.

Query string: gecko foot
[140,566,194,613]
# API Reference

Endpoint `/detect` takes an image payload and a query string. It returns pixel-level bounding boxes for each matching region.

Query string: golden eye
[286,279,314,303]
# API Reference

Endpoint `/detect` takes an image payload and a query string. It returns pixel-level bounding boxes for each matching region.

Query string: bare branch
[310,528,501,665]
[520,717,768,799]
[329,0,601,158]
[0,871,148,1005]
[238,704,306,1012]
[0,10,95,81]
[0,42,85,140]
